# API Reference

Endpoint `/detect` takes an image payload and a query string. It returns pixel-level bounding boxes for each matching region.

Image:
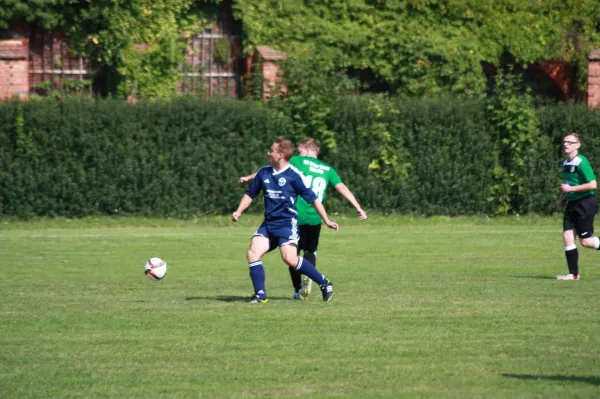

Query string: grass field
[1,215,599,398]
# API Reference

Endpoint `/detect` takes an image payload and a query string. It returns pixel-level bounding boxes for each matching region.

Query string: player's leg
[300,258,313,298]
[559,202,580,280]
[247,234,271,302]
[577,196,600,251]
[300,224,321,298]
[289,244,303,299]
[279,244,333,302]
[282,223,302,299]
[290,224,310,299]
[560,229,579,279]
[561,196,599,280]
[279,243,323,284]
[303,250,317,268]
[580,235,600,249]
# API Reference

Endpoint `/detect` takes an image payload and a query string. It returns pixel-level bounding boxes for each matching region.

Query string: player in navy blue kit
[231,137,339,303]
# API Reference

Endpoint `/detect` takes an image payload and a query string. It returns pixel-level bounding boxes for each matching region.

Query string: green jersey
[562,154,596,201]
[290,155,342,225]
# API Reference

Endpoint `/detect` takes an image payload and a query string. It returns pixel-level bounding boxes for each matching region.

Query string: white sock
[565,244,577,251]
[593,237,600,249]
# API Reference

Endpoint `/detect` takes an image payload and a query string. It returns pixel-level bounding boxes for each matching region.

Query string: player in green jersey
[238,138,367,298]
[557,132,600,280]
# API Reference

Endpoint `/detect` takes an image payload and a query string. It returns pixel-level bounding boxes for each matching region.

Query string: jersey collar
[272,164,290,176]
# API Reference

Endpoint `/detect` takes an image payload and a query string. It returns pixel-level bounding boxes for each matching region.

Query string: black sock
[303,251,317,268]
[565,248,579,276]
[288,267,302,291]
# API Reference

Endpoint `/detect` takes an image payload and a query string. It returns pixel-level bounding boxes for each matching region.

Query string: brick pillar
[254,46,287,102]
[0,37,29,100]
[588,49,600,109]
[262,61,282,101]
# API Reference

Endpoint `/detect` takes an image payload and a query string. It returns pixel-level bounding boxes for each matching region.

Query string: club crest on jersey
[570,166,576,173]
[278,177,287,186]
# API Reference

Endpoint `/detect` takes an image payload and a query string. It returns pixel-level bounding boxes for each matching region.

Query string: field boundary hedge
[1,96,600,218]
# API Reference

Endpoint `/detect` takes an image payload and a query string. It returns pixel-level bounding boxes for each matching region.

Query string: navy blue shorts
[253,219,299,252]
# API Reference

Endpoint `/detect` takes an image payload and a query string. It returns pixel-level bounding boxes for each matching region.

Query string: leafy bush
[1,96,600,218]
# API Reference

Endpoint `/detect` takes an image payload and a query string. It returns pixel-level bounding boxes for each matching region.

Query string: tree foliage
[0,0,223,98]
[487,69,541,215]
[234,0,600,97]
[264,52,357,151]
[1,1,600,98]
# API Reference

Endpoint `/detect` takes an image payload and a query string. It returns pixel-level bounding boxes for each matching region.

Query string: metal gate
[28,26,93,95]
[27,26,241,98]
[181,28,241,98]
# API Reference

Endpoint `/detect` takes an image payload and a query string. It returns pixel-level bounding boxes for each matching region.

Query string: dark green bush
[330,96,495,216]
[1,96,599,218]
[0,97,292,218]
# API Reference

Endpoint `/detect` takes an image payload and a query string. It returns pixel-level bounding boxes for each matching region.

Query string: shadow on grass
[508,275,557,280]
[184,295,290,302]
[502,373,600,385]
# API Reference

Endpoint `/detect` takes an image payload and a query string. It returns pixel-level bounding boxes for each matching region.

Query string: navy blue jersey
[246,165,317,222]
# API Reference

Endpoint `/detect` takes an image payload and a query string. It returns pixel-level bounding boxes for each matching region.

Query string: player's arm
[311,199,339,232]
[233,170,262,221]
[560,180,597,193]
[232,194,253,222]
[335,183,367,220]
[238,172,257,184]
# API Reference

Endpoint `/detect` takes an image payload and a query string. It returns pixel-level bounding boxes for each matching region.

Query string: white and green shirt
[290,155,342,225]
[562,154,596,201]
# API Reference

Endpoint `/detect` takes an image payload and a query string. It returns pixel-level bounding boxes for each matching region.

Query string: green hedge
[328,97,496,215]
[0,97,293,218]
[526,102,600,214]
[326,98,600,216]
[1,96,600,218]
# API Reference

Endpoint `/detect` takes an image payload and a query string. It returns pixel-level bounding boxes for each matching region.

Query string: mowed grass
[1,215,599,398]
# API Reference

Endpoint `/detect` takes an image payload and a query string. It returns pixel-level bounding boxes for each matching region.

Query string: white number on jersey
[302,175,327,201]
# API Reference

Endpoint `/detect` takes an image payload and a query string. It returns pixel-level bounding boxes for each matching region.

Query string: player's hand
[237,176,249,184]
[357,208,367,221]
[325,220,339,232]
[557,198,567,210]
[231,211,241,222]
[560,184,572,193]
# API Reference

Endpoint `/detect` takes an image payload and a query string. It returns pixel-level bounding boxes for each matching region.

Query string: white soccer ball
[144,257,167,281]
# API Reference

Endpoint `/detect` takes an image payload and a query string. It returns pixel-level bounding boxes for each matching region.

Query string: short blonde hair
[274,137,295,160]
[299,138,320,154]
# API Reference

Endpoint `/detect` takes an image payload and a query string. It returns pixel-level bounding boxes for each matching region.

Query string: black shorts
[563,195,598,238]
[298,223,321,252]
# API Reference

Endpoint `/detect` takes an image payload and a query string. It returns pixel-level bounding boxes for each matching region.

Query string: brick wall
[0,37,29,99]
[588,49,600,109]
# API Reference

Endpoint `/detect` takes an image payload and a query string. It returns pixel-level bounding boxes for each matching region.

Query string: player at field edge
[231,137,339,303]
[238,138,367,299]
[557,132,600,280]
